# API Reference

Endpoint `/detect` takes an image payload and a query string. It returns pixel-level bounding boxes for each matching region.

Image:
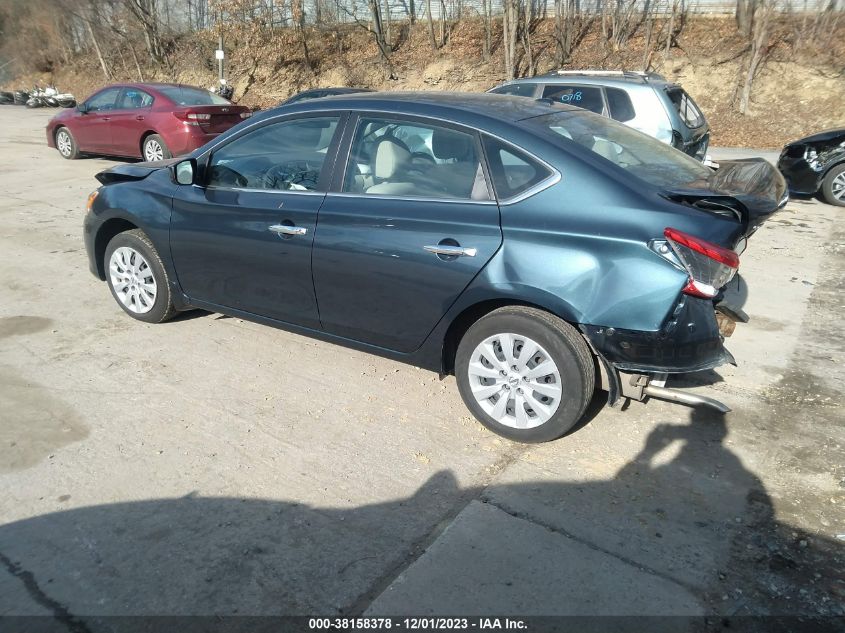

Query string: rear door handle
[135,115,145,121]
[269,224,307,236]
[424,244,477,257]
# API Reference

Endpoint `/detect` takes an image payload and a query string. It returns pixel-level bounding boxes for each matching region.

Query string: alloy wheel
[833,171,845,202]
[467,333,562,429]
[144,139,164,162]
[109,247,157,314]
[56,130,72,157]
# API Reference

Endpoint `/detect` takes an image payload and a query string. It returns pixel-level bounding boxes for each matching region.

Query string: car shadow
[0,409,841,630]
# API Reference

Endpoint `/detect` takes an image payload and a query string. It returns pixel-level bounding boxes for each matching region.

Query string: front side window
[207,116,339,191]
[542,85,605,115]
[523,110,711,188]
[483,137,553,200]
[490,83,537,98]
[667,88,705,129]
[343,117,489,200]
[159,85,231,106]
[118,89,153,109]
[85,88,121,112]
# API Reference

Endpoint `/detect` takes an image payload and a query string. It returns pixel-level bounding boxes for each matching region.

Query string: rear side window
[482,136,552,200]
[667,88,705,128]
[159,85,231,106]
[207,116,339,191]
[343,117,489,200]
[542,85,604,115]
[606,88,635,123]
[490,83,537,97]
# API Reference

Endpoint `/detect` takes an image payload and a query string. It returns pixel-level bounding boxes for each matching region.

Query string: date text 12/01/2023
[307,618,528,630]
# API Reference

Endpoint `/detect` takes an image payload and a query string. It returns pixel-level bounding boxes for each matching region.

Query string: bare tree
[502,0,519,80]
[736,0,757,36]
[125,0,165,63]
[738,0,774,114]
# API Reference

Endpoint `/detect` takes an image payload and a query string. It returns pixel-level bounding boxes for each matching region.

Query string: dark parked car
[489,70,711,162]
[777,128,845,207]
[83,93,786,442]
[281,87,373,106]
[47,83,252,162]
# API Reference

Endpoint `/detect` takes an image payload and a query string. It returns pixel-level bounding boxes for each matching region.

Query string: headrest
[432,128,472,160]
[374,137,410,179]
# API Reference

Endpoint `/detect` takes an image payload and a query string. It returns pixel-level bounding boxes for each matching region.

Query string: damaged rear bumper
[579,296,734,375]
[579,296,739,413]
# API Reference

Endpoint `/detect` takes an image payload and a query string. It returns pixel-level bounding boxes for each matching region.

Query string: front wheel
[821,164,845,207]
[142,134,172,162]
[55,127,79,160]
[455,306,595,443]
[104,229,177,323]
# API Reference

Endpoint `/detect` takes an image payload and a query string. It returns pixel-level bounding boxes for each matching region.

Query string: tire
[821,164,845,207]
[455,306,595,443]
[54,127,79,160]
[104,229,177,324]
[142,134,172,162]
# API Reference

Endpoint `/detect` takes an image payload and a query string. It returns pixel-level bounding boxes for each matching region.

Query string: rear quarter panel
[475,145,739,333]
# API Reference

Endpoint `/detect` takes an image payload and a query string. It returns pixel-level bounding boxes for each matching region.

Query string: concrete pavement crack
[478,498,701,596]
[0,550,92,633]
[344,444,533,616]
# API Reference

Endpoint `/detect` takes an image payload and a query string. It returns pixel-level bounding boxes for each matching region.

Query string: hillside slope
[6,17,844,148]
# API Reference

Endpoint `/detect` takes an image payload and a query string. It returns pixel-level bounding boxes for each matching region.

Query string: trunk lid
[663,158,788,238]
[173,104,250,134]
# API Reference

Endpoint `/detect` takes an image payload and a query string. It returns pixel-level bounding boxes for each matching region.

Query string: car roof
[276,91,579,123]
[500,71,674,90]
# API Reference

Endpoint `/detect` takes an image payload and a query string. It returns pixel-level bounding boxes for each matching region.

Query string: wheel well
[53,125,66,142]
[441,299,544,376]
[94,219,138,279]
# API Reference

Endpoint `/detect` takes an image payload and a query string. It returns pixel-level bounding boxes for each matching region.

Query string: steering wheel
[261,162,317,191]
[209,164,248,188]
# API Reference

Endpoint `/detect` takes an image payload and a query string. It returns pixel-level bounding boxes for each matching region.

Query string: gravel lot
[0,107,842,625]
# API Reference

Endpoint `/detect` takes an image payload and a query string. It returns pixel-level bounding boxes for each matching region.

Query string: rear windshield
[158,86,231,106]
[667,88,705,129]
[523,110,711,188]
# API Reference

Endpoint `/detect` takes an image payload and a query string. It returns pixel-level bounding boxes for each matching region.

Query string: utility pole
[217,34,225,83]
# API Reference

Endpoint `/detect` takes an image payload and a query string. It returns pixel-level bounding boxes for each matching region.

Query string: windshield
[158,86,231,106]
[523,110,711,188]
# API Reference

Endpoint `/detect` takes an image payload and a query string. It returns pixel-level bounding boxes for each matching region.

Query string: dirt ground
[0,107,843,627]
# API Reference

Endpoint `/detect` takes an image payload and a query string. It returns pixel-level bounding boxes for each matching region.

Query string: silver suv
[489,70,711,162]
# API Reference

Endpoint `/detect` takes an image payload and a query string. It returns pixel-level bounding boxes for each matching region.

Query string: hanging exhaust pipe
[642,384,731,413]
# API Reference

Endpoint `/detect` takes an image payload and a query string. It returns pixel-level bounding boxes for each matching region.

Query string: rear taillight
[664,227,739,299]
[174,111,211,126]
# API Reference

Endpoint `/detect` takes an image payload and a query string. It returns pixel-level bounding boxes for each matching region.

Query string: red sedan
[46,83,252,161]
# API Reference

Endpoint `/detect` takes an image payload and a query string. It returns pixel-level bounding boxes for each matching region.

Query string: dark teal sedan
[83,92,787,443]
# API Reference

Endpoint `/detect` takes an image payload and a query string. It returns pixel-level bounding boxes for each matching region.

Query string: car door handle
[269,224,307,236]
[424,244,477,257]
[101,117,111,121]
[135,115,145,121]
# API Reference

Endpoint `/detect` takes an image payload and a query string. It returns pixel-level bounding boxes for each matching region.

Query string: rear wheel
[455,306,595,443]
[104,229,176,323]
[142,134,172,162]
[821,164,845,207]
[55,127,79,159]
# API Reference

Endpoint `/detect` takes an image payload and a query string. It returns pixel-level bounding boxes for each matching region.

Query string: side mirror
[76,103,89,114]
[173,158,197,185]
